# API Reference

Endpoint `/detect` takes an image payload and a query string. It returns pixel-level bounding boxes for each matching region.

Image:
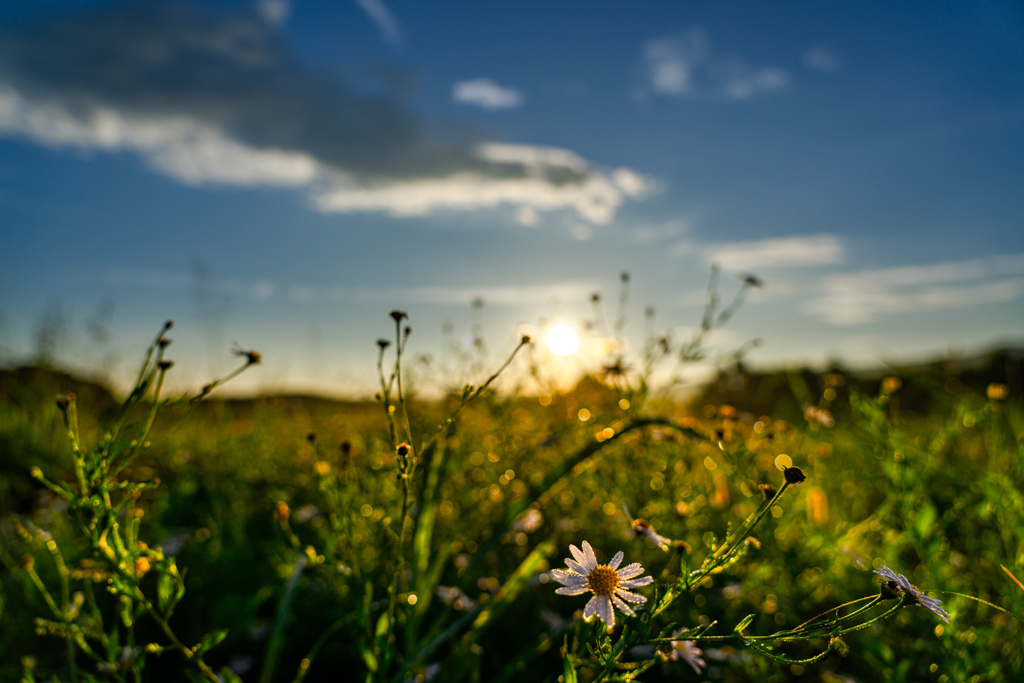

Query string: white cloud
[353,0,402,46]
[639,30,789,101]
[315,143,653,224]
[643,30,709,95]
[0,4,656,226]
[452,79,523,110]
[804,253,1024,325]
[257,0,292,26]
[704,234,844,270]
[803,47,841,73]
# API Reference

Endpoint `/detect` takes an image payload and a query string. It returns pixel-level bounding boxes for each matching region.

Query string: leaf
[734,614,755,635]
[196,628,228,654]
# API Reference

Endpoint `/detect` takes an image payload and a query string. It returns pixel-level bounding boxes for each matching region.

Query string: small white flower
[875,565,950,624]
[668,628,706,674]
[551,540,654,631]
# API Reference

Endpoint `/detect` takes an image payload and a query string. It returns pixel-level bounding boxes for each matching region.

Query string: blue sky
[1,0,1022,396]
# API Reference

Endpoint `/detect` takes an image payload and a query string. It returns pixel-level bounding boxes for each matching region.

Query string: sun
[546,325,579,356]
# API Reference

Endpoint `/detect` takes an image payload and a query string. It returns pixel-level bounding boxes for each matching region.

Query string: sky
[0,0,1022,397]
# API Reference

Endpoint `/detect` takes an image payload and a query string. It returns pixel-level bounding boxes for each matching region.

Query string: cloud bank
[0,3,651,224]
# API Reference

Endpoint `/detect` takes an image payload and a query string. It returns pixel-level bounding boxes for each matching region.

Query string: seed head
[758,484,777,500]
[390,310,408,322]
[783,466,806,485]
[158,360,174,371]
[157,337,171,348]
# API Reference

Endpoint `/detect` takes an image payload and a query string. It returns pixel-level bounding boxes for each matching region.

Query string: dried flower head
[520,334,533,344]
[622,504,672,551]
[758,484,778,500]
[390,310,408,322]
[157,360,174,370]
[157,337,171,348]
[396,442,410,457]
[233,347,262,365]
[741,273,764,288]
[55,393,76,410]
[874,565,950,623]
[377,339,391,350]
[551,540,653,631]
[783,466,807,485]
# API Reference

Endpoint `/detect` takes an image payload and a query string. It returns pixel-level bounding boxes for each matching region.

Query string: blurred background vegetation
[1,346,1021,682]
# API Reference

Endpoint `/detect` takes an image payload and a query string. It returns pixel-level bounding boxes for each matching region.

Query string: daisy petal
[616,563,645,579]
[581,541,598,571]
[570,544,587,567]
[611,594,635,617]
[615,588,647,604]
[555,584,590,596]
[595,595,615,630]
[583,594,601,621]
[551,569,582,585]
[609,551,624,570]
[565,559,588,576]
[622,575,653,588]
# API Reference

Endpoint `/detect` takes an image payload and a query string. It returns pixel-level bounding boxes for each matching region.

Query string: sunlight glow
[546,325,579,356]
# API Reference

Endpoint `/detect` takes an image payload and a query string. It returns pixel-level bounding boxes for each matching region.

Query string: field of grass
[1,315,1022,683]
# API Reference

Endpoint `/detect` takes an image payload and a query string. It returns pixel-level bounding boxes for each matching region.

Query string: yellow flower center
[587,565,620,596]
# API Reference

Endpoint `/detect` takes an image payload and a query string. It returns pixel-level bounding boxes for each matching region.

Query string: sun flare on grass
[546,325,579,356]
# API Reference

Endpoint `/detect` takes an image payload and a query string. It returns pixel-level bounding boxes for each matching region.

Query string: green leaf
[197,628,229,654]
[734,614,755,635]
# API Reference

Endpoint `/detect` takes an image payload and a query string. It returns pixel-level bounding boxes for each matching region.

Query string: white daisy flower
[551,540,654,631]
[668,628,706,674]
[875,565,950,624]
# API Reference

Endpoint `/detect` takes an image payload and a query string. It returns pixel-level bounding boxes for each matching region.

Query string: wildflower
[551,541,653,631]
[520,333,533,344]
[668,628,706,674]
[874,565,950,623]
[623,504,672,551]
[157,337,171,348]
[396,442,410,457]
[377,339,391,350]
[158,360,174,370]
